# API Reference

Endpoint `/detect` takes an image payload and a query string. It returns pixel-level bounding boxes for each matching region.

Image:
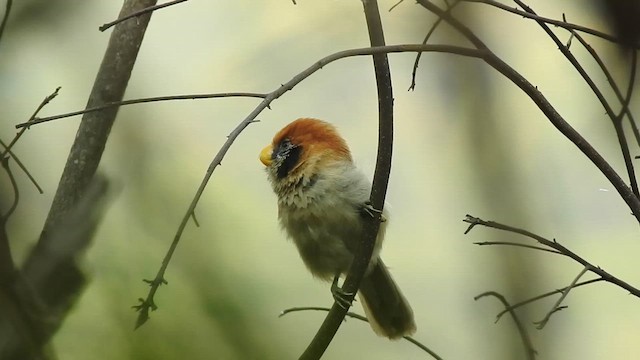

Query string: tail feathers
[358,259,416,339]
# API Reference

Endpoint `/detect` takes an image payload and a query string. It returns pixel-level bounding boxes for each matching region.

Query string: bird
[259,117,416,339]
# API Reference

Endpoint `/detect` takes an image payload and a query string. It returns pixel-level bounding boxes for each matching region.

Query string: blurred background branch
[0,0,156,358]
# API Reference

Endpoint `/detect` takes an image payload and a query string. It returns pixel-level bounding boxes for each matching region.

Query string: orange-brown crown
[271,118,352,163]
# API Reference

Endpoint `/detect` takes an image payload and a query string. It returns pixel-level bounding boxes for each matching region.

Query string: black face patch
[274,138,301,179]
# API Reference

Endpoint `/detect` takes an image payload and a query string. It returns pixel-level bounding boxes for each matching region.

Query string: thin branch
[417,0,640,222]
[16,92,268,129]
[618,50,638,141]
[565,19,640,148]
[2,87,60,156]
[99,0,188,32]
[0,87,60,194]
[474,241,564,255]
[1,157,19,222]
[388,0,404,12]
[494,278,604,319]
[409,0,460,91]
[512,0,640,202]
[0,139,43,194]
[133,43,487,328]
[281,307,444,360]
[461,0,637,47]
[0,0,12,45]
[474,291,537,360]
[463,215,640,298]
[534,266,589,329]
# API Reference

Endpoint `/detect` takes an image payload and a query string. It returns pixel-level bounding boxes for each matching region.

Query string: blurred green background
[1,0,639,359]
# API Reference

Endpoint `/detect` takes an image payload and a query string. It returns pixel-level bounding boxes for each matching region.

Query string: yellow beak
[259,144,273,166]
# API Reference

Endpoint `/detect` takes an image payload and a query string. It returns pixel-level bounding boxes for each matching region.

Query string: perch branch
[300,0,393,358]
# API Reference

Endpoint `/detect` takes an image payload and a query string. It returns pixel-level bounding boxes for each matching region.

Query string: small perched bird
[259,118,416,339]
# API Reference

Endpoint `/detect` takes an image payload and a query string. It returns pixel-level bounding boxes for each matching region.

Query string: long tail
[358,259,416,339]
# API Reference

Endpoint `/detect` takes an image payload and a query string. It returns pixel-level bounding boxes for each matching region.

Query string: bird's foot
[331,275,354,309]
[362,201,386,222]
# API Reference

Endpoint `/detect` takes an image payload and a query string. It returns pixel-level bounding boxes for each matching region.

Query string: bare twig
[99,0,188,32]
[0,86,61,194]
[512,0,640,201]
[3,87,60,156]
[1,157,19,222]
[534,266,589,329]
[474,241,564,255]
[15,92,267,129]
[409,0,460,91]
[564,19,640,148]
[461,0,637,47]
[463,215,640,298]
[0,139,42,194]
[389,0,404,12]
[417,0,640,222]
[281,307,444,360]
[474,291,537,360]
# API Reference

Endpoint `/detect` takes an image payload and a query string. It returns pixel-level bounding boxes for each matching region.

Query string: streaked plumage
[260,118,416,339]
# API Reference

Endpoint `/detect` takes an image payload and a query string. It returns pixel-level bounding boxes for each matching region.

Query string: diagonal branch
[534,266,589,329]
[463,215,640,298]
[493,278,604,319]
[409,0,460,91]
[417,0,640,222]
[512,0,640,202]
[564,21,640,148]
[461,0,637,47]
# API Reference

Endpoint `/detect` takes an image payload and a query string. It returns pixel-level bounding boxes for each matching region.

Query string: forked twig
[534,266,589,329]
[494,278,604,320]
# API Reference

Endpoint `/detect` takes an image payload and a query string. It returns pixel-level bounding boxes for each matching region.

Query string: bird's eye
[275,139,301,179]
